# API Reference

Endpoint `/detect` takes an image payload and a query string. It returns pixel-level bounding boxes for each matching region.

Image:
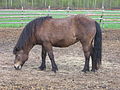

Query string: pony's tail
[94,21,102,69]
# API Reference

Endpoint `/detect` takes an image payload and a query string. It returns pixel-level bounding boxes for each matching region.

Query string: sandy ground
[0,28,120,90]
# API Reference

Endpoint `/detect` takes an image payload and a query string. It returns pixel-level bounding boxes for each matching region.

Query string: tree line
[0,0,120,9]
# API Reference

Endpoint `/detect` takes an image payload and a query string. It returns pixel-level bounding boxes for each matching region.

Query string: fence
[0,9,120,28]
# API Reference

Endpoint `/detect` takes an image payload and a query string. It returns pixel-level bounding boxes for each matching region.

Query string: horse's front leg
[43,42,58,73]
[39,46,47,70]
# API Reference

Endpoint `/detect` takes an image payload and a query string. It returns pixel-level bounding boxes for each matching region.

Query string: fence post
[21,6,24,27]
[67,6,70,16]
[48,5,50,16]
[101,6,104,29]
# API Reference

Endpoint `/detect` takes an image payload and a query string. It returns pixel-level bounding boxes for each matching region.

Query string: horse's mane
[13,16,52,54]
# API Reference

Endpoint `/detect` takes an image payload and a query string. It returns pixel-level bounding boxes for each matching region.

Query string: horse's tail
[94,21,102,69]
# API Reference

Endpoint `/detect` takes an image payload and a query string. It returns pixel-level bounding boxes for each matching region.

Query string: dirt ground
[0,28,120,90]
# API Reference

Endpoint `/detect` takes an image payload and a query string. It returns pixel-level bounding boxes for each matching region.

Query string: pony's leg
[43,42,58,73]
[39,46,47,70]
[82,43,91,72]
[90,46,97,72]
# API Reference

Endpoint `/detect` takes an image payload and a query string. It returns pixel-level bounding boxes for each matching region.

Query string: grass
[0,10,120,29]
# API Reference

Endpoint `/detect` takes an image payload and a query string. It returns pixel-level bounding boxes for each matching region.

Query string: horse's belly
[52,38,78,47]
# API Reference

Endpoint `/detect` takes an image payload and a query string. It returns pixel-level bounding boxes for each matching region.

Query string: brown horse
[13,15,102,73]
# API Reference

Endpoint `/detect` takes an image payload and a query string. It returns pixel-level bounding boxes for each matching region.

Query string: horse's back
[36,15,96,47]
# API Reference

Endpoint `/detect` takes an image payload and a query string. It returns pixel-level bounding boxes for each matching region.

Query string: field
[0,28,120,89]
[0,10,120,29]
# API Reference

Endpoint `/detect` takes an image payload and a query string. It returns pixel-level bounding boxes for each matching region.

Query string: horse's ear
[13,47,19,54]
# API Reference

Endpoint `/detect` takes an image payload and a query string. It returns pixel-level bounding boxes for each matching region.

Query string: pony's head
[13,16,52,70]
[13,48,28,70]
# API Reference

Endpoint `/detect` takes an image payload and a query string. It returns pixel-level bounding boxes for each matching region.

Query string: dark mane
[13,16,52,54]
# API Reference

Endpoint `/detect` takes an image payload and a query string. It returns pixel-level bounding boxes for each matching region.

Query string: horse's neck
[22,32,36,54]
[23,41,34,54]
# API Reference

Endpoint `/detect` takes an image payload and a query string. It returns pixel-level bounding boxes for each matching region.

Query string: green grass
[0,10,120,29]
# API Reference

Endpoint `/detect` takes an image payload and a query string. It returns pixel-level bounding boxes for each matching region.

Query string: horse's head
[13,49,28,70]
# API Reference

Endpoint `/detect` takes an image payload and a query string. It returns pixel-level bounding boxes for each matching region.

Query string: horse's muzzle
[14,64,22,70]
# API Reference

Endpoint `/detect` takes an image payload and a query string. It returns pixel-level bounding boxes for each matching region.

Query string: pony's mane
[13,16,52,54]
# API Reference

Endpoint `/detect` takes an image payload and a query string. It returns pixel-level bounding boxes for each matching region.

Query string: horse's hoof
[52,69,58,73]
[52,67,58,73]
[39,66,46,71]
[91,69,97,72]
[82,69,89,73]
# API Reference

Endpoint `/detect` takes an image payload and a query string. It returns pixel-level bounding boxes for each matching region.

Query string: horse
[13,14,102,73]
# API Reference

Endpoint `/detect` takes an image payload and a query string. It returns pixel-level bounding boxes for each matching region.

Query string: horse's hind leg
[91,45,98,72]
[43,42,58,73]
[81,42,92,72]
[39,46,47,70]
